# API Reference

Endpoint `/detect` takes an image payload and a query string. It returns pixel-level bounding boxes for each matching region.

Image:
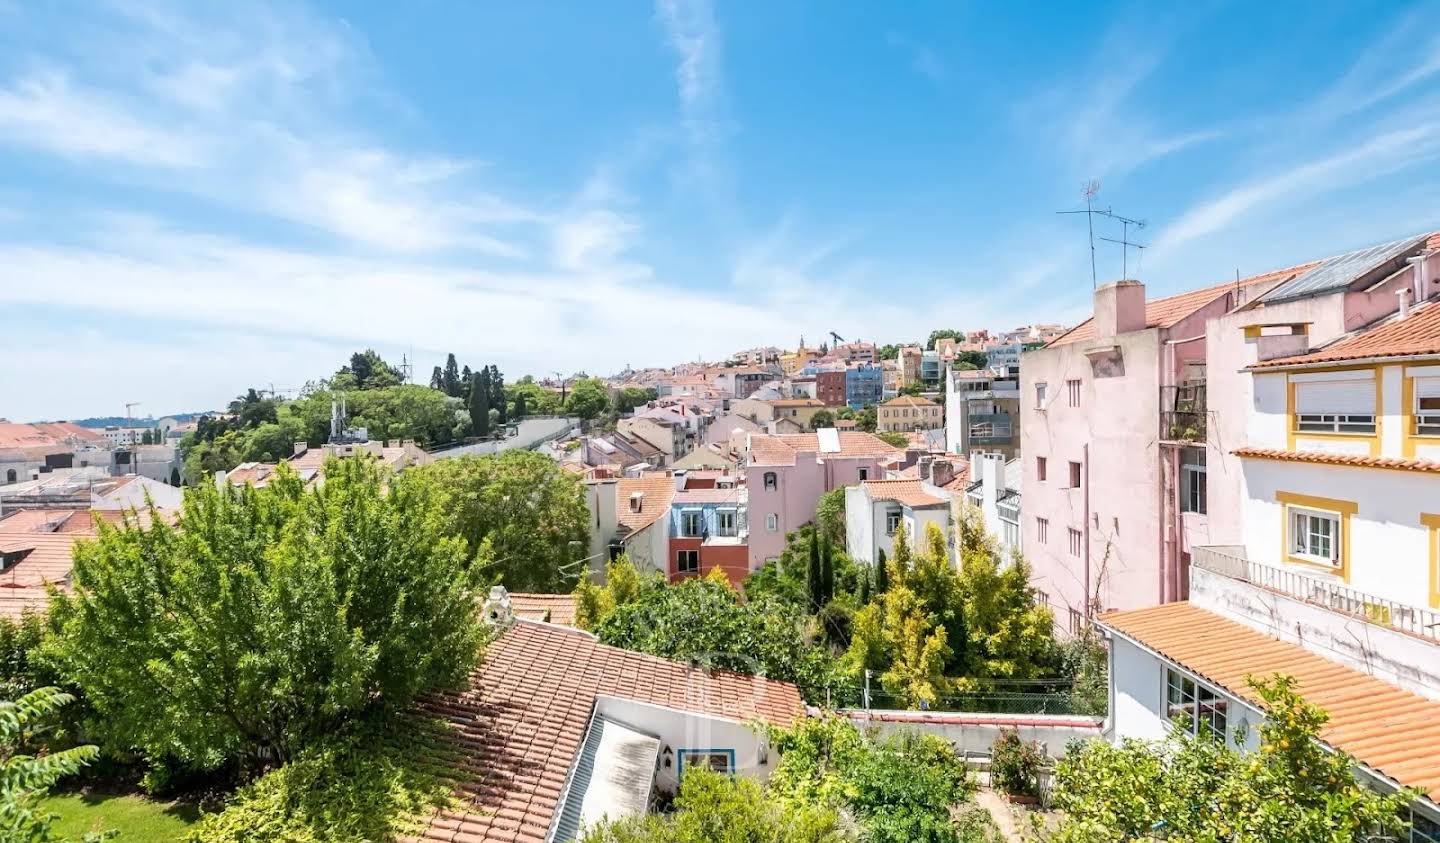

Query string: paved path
[975,789,1026,841]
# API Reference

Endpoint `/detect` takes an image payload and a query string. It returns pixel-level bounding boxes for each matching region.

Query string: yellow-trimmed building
[877,395,942,433]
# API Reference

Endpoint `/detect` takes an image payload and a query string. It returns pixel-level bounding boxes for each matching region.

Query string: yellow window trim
[1401,374,1440,459]
[1277,491,1356,583]
[1424,513,1440,610]
[1285,367,1382,457]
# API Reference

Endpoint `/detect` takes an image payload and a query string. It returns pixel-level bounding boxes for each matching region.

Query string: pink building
[1020,268,1306,630]
[744,430,902,568]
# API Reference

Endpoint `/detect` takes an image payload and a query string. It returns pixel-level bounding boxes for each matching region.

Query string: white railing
[1192,546,1440,642]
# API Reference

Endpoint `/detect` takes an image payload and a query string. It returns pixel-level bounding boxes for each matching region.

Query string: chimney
[482,586,513,626]
[292,442,308,457]
[1397,287,1412,320]
[1093,280,1146,338]
[931,459,955,490]
[918,455,934,481]
[673,469,688,491]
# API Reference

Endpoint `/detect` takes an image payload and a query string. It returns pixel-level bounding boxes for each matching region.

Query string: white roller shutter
[1295,380,1373,414]
[1415,378,1440,401]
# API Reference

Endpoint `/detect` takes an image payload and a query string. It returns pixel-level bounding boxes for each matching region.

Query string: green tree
[512,391,528,420]
[925,330,961,350]
[815,488,846,548]
[857,406,877,432]
[417,451,591,592]
[956,351,988,369]
[594,578,845,704]
[877,344,901,361]
[429,365,444,391]
[469,371,491,437]
[509,381,560,416]
[820,539,835,605]
[49,457,485,772]
[900,381,927,397]
[488,365,506,425]
[807,531,824,611]
[335,350,402,390]
[1049,675,1417,842]
[442,354,462,397]
[809,409,835,431]
[573,556,657,630]
[875,431,909,448]
[952,505,1053,681]
[874,547,888,595]
[581,768,845,843]
[168,466,181,487]
[614,387,658,415]
[0,687,103,842]
[565,378,611,421]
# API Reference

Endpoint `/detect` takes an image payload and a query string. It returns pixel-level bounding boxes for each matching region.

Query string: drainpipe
[1083,442,1091,620]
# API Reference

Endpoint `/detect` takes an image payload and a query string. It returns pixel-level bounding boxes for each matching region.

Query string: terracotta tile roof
[616,475,676,534]
[1048,261,1320,347]
[507,593,577,627]
[1098,601,1440,802]
[747,433,903,467]
[1233,447,1440,474]
[767,398,825,408]
[1250,300,1440,369]
[0,533,84,620]
[861,479,947,507]
[0,510,72,533]
[881,395,937,408]
[408,620,805,843]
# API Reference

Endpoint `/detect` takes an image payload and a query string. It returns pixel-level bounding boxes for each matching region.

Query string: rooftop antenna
[1097,209,1147,279]
[1057,180,1105,289]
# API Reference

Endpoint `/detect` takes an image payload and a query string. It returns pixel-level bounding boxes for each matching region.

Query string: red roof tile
[1233,447,1440,474]
[861,479,947,507]
[747,432,902,467]
[507,593,578,627]
[616,475,676,534]
[408,620,804,843]
[1048,261,1320,347]
[0,533,84,620]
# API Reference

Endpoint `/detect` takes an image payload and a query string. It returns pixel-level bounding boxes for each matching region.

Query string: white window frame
[1415,377,1440,436]
[716,509,737,537]
[765,513,778,532]
[680,509,703,538]
[1287,505,1340,568]
[885,509,902,536]
[676,549,699,574]
[1035,382,1048,409]
[1180,448,1206,515]
[1293,376,1376,434]
[1164,667,1227,740]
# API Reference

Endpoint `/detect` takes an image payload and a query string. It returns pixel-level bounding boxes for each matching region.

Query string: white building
[845,478,952,566]
[962,452,1021,557]
[1098,294,1440,837]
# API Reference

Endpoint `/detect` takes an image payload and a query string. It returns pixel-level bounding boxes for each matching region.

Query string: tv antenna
[1097,210,1147,280]
[1057,180,1105,289]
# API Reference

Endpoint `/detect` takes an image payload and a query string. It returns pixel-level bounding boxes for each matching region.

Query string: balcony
[1192,545,1440,643]
[967,413,1013,444]
[1160,381,1206,443]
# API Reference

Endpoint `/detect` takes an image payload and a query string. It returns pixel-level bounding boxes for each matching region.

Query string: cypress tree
[489,365,506,424]
[169,466,182,487]
[469,371,491,437]
[443,354,461,397]
[820,537,834,604]
[874,546,889,596]
[429,366,444,391]
[857,566,871,604]
[807,530,823,611]
[513,391,528,420]
[461,365,472,399]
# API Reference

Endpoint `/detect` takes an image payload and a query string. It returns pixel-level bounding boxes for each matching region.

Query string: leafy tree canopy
[614,387,658,415]
[809,409,836,431]
[565,378,612,421]
[0,687,102,842]
[332,349,403,391]
[416,451,591,593]
[875,431,909,448]
[925,330,962,350]
[48,457,487,774]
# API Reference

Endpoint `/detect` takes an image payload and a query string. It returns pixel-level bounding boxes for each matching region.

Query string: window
[763,471,777,490]
[679,749,733,777]
[1166,668,1227,739]
[1036,457,1047,482]
[1035,382,1048,408]
[1293,378,1376,433]
[1002,519,1020,548]
[1066,379,1081,407]
[676,549,699,574]
[717,509,737,536]
[1068,528,1082,556]
[1415,377,1440,436]
[1069,461,1082,488]
[858,468,868,481]
[886,509,902,536]
[1181,448,1207,514]
[4,469,13,484]
[1288,506,1340,567]
[1036,517,1049,544]
[680,510,703,537]
[1067,608,1083,635]
[766,513,779,532]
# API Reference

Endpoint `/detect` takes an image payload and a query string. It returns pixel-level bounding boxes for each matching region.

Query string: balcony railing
[1192,546,1440,642]
[1160,381,1207,443]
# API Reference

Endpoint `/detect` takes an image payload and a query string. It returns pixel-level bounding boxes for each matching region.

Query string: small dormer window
[629,492,644,513]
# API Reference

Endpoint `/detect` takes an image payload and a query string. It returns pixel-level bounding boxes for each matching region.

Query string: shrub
[988,728,1042,797]
[0,687,103,842]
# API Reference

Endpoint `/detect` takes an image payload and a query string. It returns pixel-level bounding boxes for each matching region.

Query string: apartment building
[667,485,748,585]
[898,346,922,387]
[815,370,847,407]
[844,364,883,409]
[745,430,902,568]
[834,341,877,364]
[943,365,1020,460]
[844,479,951,566]
[877,395,942,433]
[768,398,828,431]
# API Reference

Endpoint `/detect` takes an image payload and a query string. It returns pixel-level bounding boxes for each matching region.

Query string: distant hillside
[38,412,210,428]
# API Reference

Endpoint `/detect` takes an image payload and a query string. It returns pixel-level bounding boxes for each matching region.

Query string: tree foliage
[468,371,491,437]
[580,768,846,843]
[614,387,658,415]
[1048,675,1418,842]
[875,431,909,448]
[573,556,658,631]
[48,457,486,773]
[565,378,611,421]
[809,409,835,431]
[0,687,103,843]
[333,350,402,390]
[416,451,591,593]
[593,578,845,704]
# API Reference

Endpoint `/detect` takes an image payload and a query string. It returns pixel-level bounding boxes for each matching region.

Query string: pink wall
[745,452,887,568]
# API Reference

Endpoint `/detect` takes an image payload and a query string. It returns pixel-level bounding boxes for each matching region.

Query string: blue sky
[2,0,1439,420]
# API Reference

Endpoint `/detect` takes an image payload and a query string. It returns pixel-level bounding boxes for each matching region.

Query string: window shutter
[1415,378,1440,400]
[1295,380,1373,414]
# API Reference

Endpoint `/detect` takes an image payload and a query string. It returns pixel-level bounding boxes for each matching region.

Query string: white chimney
[482,586,513,626]
[1398,287,1412,320]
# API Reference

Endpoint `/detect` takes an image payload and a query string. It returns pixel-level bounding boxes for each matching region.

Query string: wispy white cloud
[886,32,946,82]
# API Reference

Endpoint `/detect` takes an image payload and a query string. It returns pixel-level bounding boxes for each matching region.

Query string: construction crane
[828,331,845,346]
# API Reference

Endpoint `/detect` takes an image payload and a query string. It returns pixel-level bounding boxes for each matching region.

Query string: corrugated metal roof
[551,713,659,842]
[1260,234,1426,303]
[1099,602,1440,803]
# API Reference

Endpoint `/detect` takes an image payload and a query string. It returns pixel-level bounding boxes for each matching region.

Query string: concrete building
[815,370,847,407]
[898,346,923,387]
[843,364,884,410]
[667,486,749,585]
[616,415,691,465]
[844,478,951,566]
[943,365,1021,460]
[985,343,1023,370]
[962,452,1022,557]
[1020,267,1309,631]
[877,395,942,433]
[767,398,828,431]
[834,341,877,365]
[744,431,903,568]
[712,367,773,399]
[920,350,942,386]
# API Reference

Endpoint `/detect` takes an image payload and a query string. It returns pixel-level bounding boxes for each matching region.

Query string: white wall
[842,710,1102,759]
[1108,635,1261,751]
[594,696,773,796]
